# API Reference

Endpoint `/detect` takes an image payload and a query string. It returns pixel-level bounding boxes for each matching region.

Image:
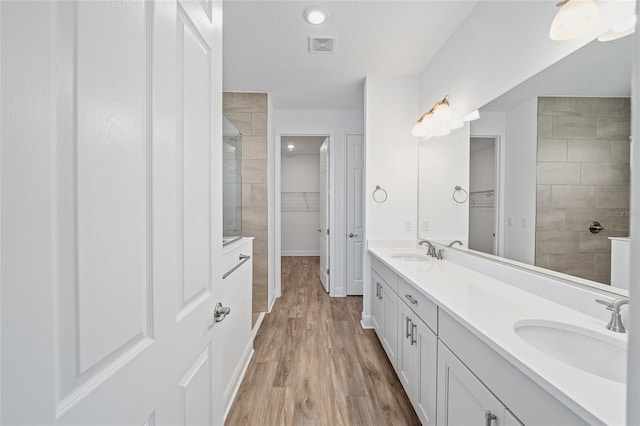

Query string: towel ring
[373,185,388,203]
[452,185,468,204]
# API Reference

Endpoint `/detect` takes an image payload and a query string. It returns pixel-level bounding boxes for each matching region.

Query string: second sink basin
[391,253,428,262]
[514,319,627,383]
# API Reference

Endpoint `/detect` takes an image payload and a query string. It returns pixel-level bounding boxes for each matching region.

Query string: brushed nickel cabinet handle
[223,254,251,279]
[485,410,497,426]
[406,317,412,338]
[405,294,418,305]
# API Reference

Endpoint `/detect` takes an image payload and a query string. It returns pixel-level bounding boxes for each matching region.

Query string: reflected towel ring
[373,185,388,203]
[452,185,468,204]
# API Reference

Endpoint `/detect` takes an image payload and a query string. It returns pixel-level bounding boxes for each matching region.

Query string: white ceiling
[281,135,326,155]
[223,1,479,110]
[481,35,633,112]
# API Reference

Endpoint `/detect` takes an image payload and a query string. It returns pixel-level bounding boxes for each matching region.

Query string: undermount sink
[391,253,428,262]
[514,320,627,383]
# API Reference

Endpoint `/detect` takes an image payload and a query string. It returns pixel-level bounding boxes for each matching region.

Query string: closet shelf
[281,191,320,213]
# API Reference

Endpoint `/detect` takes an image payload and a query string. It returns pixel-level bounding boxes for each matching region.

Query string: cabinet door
[381,280,398,370]
[437,342,504,426]
[397,301,417,398]
[415,318,438,425]
[371,272,384,337]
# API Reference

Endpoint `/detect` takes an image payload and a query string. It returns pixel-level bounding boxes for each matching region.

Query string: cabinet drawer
[398,277,437,334]
[371,257,398,294]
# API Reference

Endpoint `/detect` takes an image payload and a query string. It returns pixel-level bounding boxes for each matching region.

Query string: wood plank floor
[226,256,420,426]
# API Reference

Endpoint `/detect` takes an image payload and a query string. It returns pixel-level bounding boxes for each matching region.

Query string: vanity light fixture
[598,15,636,41]
[549,0,600,41]
[287,143,295,152]
[412,95,451,139]
[303,6,329,25]
[462,109,480,122]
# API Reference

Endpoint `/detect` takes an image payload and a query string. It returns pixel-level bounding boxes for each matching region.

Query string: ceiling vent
[308,36,336,54]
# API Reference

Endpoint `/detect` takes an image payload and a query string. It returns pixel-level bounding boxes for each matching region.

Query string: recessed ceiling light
[287,144,295,151]
[304,6,329,25]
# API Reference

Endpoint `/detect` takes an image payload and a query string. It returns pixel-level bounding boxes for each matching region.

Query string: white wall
[273,109,364,297]
[417,125,470,244]
[363,76,420,324]
[281,153,321,255]
[503,98,538,265]
[627,5,639,422]
[417,1,635,120]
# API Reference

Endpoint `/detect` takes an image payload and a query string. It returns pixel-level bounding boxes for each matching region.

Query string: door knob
[213,302,230,323]
[348,233,358,238]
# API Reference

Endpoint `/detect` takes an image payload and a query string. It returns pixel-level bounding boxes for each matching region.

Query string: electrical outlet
[423,220,430,231]
[404,220,412,231]
[507,217,513,227]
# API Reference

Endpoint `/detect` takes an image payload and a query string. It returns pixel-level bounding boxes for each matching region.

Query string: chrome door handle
[405,294,418,305]
[485,410,497,426]
[348,233,358,238]
[214,302,230,323]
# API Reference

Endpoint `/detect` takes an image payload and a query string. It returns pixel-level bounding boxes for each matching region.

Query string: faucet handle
[596,299,614,310]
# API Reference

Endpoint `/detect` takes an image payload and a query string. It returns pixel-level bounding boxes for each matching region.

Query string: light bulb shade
[434,127,451,137]
[412,117,434,138]
[432,103,452,124]
[598,15,636,42]
[550,0,600,41]
[449,120,464,130]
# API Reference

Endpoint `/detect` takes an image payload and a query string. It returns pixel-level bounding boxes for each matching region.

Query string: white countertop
[369,247,627,425]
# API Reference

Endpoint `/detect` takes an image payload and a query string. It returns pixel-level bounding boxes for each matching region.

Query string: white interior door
[1,1,224,424]
[346,134,365,295]
[319,138,330,292]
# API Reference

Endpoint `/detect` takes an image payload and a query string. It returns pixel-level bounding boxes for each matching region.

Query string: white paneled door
[319,138,330,292]
[346,134,364,295]
[1,1,224,424]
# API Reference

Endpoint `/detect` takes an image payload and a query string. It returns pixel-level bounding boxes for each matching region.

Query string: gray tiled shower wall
[536,97,630,284]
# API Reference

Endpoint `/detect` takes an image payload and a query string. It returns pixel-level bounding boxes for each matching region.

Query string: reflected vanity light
[412,96,480,140]
[598,15,637,42]
[549,0,600,41]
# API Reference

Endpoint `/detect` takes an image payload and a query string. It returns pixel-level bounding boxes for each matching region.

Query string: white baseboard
[281,250,320,256]
[223,341,254,420]
[361,314,374,329]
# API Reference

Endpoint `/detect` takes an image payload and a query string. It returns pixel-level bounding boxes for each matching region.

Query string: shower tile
[243,136,268,159]
[223,92,267,113]
[536,231,579,254]
[567,140,610,163]
[537,185,551,208]
[596,117,630,140]
[251,184,268,207]
[595,186,630,208]
[537,162,580,185]
[579,231,615,253]
[610,140,631,163]
[537,116,553,139]
[552,116,596,139]
[539,97,581,116]
[242,184,252,207]
[242,159,268,183]
[547,253,594,277]
[606,212,630,232]
[251,113,267,136]
[581,163,626,185]
[580,97,629,118]
[551,185,595,208]
[565,208,608,232]
[536,208,566,230]
[593,253,611,278]
[537,139,567,162]
[242,206,268,232]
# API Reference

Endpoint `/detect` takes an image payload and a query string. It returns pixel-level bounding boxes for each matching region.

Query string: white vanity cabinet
[371,269,398,370]
[397,301,438,425]
[437,341,521,426]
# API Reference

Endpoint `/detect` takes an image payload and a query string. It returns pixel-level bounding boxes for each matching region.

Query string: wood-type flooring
[225,256,420,426]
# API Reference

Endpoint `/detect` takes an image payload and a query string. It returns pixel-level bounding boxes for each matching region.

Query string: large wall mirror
[418,35,632,293]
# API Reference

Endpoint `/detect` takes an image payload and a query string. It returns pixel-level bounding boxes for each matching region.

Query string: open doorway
[279,135,329,292]
[469,136,499,255]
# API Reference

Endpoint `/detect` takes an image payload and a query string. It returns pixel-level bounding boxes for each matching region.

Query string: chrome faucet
[418,240,437,257]
[596,297,629,333]
[448,240,463,247]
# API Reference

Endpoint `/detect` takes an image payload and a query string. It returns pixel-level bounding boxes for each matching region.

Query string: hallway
[226,256,420,425]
